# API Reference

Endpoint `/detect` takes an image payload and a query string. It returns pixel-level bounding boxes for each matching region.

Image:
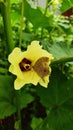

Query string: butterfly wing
[33,57,50,81]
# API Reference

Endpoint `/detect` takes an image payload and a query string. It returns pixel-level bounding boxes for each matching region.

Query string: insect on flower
[8,41,54,90]
[33,57,50,81]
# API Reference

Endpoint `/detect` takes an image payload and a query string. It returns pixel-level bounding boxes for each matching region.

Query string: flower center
[19,58,31,71]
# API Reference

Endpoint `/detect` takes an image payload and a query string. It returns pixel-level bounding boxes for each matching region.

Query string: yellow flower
[8,41,54,90]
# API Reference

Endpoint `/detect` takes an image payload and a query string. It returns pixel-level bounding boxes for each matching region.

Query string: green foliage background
[0,0,73,130]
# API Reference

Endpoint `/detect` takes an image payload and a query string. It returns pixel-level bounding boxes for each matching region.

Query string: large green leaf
[47,42,73,58]
[60,0,73,13]
[0,75,16,119]
[19,86,34,109]
[0,75,34,119]
[24,1,54,29]
[35,68,73,130]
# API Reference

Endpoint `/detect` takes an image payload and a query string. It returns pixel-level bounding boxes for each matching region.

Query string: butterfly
[33,57,50,81]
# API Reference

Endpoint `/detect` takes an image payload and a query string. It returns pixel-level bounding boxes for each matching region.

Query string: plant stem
[51,56,73,66]
[19,0,25,48]
[41,0,48,38]
[1,1,14,53]
[15,90,22,130]
[15,1,25,129]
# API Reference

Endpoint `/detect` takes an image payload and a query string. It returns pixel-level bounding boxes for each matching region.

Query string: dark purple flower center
[19,58,31,71]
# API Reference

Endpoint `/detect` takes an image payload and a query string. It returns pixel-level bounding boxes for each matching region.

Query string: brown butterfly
[33,57,50,81]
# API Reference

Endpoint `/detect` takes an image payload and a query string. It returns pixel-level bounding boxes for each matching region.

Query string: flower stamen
[19,58,31,71]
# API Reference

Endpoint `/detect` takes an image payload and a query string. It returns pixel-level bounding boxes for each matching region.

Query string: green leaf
[31,117,43,130]
[35,68,73,130]
[0,0,4,3]
[0,75,34,119]
[60,0,73,13]
[0,101,16,119]
[19,86,34,109]
[0,67,8,74]
[47,42,73,58]
[24,1,54,29]
[11,11,20,26]
[0,75,16,119]
[11,0,21,4]
[22,32,34,42]
[14,120,21,130]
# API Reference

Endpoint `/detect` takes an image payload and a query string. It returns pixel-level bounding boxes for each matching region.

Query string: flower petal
[23,41,54,65]
[9,64,23,78]
[8,47,27,65]
[39,75,50,88]
[14,70,40,90]
[14,78,26,90]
